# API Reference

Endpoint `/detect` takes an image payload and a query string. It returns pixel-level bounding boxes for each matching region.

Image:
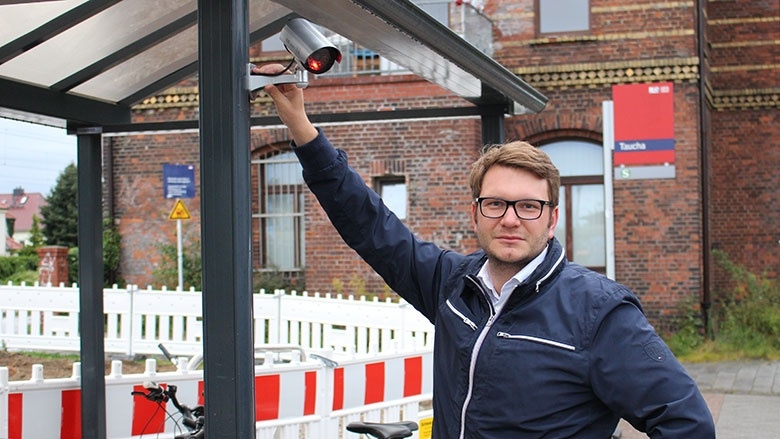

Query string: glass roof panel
[72,25,198,103]
[0,0,194,88]
[0,0,87,46]
[249,0,292,27]
[72,0,292,104]
[278,0,481,99]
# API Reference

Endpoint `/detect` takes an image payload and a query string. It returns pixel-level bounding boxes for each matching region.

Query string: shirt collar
[477,245,549,306]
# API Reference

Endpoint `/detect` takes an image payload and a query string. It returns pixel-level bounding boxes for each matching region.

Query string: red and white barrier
[0,349,433,439]
[332,353,432,411]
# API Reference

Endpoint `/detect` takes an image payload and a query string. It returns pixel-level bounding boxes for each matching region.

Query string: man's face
[471,165,558,269]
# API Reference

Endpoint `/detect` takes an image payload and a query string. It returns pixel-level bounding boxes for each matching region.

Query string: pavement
[617,360,780,438]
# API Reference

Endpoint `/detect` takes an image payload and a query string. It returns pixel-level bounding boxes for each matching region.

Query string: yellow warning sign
[418,416,433,439]
[168,199,192,220]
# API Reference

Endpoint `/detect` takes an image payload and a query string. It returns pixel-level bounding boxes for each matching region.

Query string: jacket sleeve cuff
[291,127,340,173]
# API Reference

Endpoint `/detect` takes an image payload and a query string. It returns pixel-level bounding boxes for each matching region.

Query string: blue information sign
[163,164,195,199]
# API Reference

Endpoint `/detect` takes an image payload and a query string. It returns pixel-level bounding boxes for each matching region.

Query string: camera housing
[247,18,342,96]
[280,18,342,74]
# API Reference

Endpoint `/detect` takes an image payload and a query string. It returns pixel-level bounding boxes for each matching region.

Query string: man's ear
[470,202,479,232]
[547,205,559,239]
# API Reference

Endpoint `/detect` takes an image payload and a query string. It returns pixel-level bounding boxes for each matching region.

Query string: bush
[253,269,297,293]
[66,219,126,288]
[4,270,39,285]
[152,240,202,290]
[0,255,38,281]
[709,249,780,356]
[666,293,705,357]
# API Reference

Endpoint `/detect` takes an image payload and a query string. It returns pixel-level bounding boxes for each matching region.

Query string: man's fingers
[263,83,283,100]
[255,63,283,75]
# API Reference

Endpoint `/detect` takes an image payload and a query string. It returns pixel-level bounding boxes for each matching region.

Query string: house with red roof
[0,187,47,253]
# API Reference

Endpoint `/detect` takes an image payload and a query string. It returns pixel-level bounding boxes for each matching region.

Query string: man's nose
[500,209,522,225]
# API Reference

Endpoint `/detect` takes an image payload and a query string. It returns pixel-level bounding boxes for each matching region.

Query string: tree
[41,163,78,248]
[17,214,44,258]
[28,214,45,247]
[103,218,123,286]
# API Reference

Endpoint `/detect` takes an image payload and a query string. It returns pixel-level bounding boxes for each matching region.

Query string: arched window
[252,150,305,273]
[540,140,606,273]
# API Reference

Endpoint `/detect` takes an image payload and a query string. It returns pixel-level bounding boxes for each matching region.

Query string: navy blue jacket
[293,130,715,438]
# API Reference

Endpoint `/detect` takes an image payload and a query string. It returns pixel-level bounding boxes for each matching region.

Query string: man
[257,64,715,438]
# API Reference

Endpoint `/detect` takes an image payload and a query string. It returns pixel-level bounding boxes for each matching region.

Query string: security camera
[248,18,341,96]
[280,18,342,75]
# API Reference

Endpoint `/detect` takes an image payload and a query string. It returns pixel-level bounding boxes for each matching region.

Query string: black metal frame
[0,1,546,436]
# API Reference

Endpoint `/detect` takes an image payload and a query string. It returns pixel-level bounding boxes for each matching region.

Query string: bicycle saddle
[346,421,418,439]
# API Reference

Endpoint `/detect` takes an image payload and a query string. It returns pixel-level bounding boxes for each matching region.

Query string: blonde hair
[469,141,560,206]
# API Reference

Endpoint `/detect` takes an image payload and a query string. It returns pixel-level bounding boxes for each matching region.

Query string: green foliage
[0,255,39,281]
[709,249,780,354]
[65,219,126,287]
[4,270,39,284]
[15,215,44,259]
[669,250,780,361]
[331,278,344,295]
[665,294,705,357]
[253,269,296,293]
[152,239,202,290]
[67,247,78,285]
[103,219,123,287]
[348,273,367,296]
[28,214,45,247]
[40,163,78,248]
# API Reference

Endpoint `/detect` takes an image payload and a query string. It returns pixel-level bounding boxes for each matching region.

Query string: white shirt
[476,246,549,313]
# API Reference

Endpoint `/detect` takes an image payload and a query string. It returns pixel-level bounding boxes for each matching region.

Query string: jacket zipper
[445,299,478,330]
[455,254,565,438]
[496,331,576,351]
[458,276,496,439]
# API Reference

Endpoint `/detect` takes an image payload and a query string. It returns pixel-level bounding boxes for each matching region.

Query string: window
[253,151,305,272]
[375,177,407,220]
[537,0,590,34]
[540,140,605,273]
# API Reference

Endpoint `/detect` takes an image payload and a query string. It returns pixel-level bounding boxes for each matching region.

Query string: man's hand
[253,64,318,145]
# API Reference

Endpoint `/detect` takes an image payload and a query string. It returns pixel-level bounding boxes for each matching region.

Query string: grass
[672,340,780,363]
[666,250,780,364]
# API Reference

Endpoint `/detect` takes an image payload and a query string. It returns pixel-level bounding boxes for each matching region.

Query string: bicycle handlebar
[131,381,205,439]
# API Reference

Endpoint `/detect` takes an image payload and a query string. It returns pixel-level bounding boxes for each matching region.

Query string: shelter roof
[0,0,546,129]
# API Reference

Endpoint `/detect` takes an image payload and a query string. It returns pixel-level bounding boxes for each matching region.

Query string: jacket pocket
[496,331,576,351]
[445,299,478,331]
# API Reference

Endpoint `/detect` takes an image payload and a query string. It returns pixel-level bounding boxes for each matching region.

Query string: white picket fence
[0,283,436,438]
[0,283,434,357]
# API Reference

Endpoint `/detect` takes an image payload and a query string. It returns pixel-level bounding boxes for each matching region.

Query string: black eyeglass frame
[475,197,555,220]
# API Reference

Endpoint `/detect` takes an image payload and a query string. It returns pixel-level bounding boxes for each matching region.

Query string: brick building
[107,0,778,331]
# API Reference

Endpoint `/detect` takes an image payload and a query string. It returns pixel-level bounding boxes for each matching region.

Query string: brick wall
[107,132,201,284]
[111,0,779,331]
[706,0,779,295]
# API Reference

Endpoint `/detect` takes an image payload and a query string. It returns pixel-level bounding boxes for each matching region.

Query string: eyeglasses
[475,197,554,220]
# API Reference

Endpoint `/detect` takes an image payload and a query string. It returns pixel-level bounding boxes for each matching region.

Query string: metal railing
[321,1,492,78]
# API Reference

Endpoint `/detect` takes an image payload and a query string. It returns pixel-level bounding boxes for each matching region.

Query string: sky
[0,117,77,196]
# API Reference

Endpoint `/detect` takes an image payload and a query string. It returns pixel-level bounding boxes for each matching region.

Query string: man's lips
[496,235,524,243]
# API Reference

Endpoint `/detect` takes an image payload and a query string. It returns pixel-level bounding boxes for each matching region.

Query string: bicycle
[346,420,419,438]
[132,382,419,439]
[132,381,205,439]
